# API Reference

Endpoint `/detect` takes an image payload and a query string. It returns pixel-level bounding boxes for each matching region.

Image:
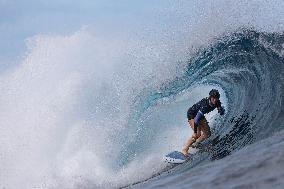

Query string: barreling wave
[126,29,284,186]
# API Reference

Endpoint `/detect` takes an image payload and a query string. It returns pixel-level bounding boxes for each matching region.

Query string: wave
[126,29,284,187]
[1,27,283,189]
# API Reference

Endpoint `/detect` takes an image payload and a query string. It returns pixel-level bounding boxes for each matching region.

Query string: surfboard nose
[164,151,188,164]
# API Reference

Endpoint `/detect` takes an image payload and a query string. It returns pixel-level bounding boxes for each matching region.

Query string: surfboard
[163,151,189,164]
[164,143,208,164]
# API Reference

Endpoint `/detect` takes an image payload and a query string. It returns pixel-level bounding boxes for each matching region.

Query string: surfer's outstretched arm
[217,106,225,115]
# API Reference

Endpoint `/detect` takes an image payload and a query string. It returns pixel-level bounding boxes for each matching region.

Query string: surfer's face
[210,97,218,105]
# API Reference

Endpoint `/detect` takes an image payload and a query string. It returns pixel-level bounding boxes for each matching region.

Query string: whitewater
[0,1,284,189]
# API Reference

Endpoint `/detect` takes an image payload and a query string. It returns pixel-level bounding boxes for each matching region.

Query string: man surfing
[182,89,225,156]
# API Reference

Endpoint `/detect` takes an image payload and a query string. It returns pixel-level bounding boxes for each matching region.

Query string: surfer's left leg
[182,119,201,156]
[196,117,211,143]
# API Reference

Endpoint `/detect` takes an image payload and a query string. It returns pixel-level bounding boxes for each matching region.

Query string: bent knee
[192,136,197,140]
[202,131,211,139]
[192,134,201,140]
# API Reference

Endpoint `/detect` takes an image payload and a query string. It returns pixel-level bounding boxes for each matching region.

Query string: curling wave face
[130,30,284,188]
[0,28,283,189]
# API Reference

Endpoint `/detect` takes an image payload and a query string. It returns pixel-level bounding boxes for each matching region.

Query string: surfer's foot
[181,149,189,157]
[191,141,202,148]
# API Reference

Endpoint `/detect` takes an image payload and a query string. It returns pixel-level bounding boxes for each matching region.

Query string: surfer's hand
[220,106,225,115]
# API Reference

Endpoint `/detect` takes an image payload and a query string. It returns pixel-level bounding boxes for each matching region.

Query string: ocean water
[134,130,284,189]
[0,1,283,189]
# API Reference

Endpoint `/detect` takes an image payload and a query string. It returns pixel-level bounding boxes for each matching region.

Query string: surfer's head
[209,89,220,105]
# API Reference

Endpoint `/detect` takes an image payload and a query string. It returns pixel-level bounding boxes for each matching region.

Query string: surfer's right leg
[182,119,201,156]
[196,118,211,143]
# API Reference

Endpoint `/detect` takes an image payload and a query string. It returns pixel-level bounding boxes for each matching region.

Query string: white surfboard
[163,151,189,164]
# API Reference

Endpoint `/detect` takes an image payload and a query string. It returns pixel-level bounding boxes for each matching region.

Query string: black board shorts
[188,114,195,120]
[187,109,195,120]
[187,109,206,121]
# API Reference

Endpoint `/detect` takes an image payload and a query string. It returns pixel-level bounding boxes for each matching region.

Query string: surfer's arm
[217,106,225,115]
[193,122,198,134]
[215,99,224,115]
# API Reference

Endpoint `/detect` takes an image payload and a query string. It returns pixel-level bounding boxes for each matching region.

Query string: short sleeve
[198,98,208,114]
[199,106,206,115]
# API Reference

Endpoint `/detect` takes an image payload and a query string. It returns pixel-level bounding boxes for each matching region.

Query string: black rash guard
[187,97,222,121]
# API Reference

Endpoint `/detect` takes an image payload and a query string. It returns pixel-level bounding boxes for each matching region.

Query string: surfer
[182,89,225,156]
